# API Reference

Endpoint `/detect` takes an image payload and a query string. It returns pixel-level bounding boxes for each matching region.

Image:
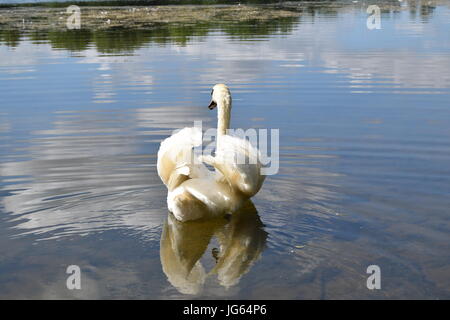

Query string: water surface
[1,1,450,299]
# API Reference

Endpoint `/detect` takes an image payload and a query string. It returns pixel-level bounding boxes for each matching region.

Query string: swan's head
[208,84,231,110]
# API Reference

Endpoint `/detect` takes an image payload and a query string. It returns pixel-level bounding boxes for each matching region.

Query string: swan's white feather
[158,129,264,222]
[157,84,266,221]
[207,134,265,197]
[157,127,210,192]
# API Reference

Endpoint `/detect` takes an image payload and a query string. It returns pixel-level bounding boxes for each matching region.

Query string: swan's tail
[157,127,208,191]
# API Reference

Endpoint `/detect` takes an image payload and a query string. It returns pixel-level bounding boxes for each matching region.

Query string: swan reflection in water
[160,200,267,295]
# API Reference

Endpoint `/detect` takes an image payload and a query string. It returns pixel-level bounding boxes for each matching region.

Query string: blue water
[0,1,450,298]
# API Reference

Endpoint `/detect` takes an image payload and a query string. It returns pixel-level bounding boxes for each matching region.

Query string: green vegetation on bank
[0,15,298,51]
[1,0,314,9]
[0,4,303,31]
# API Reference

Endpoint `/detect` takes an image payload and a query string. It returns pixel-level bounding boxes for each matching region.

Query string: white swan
[157,84,265,221]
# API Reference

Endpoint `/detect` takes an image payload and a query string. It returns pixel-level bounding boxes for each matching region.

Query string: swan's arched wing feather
[157,127,209,191]
[206,135,265,197]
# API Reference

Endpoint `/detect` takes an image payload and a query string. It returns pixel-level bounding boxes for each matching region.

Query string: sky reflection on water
[0,1,450,299]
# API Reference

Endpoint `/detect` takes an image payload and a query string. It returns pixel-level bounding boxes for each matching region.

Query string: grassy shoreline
[0,0,308,9]
[0,4,304,31]
[1,0,442,32]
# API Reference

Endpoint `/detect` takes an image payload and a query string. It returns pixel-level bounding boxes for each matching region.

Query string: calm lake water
[1,1,450,299]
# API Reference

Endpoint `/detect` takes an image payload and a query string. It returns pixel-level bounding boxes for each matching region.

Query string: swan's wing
[157,127,210,191]
[201,135,266,197]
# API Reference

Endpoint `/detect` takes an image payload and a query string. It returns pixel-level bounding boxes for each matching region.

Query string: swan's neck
[217,98,231,150]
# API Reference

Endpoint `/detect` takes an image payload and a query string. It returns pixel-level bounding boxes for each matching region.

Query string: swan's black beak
[208,100,217,110]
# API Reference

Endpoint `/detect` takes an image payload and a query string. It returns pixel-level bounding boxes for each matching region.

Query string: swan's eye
[211,89,213,96]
